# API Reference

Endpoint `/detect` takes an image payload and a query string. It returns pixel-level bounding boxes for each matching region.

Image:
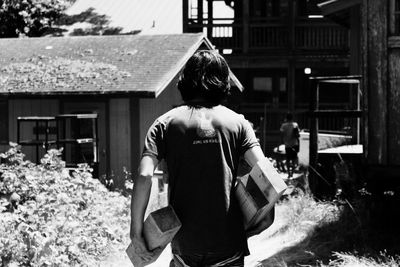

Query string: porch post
[207,0,213,39]
[287,0,296,111]
[366,0,387,165]
[309,79,319,195]
[242,0,249,53]
[198,0,204,24]
[288,60,296,112]
[182,0,189,33]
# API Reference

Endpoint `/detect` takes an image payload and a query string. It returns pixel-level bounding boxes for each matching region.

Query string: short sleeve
[240,117,260,155]
[142,119,166,161]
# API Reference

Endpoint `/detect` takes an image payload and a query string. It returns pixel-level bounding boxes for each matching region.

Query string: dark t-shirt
[142,104,259,255]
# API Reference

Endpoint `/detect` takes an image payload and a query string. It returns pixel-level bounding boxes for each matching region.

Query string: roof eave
[0,90,157,98]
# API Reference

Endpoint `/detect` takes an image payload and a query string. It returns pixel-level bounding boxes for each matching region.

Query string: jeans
[170,251,244,267]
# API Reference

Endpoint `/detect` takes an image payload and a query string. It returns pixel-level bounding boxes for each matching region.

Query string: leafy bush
[0,143,130,266]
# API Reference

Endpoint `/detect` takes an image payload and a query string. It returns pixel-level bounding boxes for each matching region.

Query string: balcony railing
[295,23,349,50]
[250,23,289,49]
[238,103,353,134]
[187,20,243,50]
[186,18,349,53]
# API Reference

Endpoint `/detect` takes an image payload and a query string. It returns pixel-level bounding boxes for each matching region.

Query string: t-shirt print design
[196,112,217,138]
[193,112,220,145]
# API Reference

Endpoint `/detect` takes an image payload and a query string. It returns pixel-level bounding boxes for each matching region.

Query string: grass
[251,189,400,267]
[324,251,400,267]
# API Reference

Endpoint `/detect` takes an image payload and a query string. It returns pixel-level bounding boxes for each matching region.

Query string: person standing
[280,112,300,178]
[130,50,274,267]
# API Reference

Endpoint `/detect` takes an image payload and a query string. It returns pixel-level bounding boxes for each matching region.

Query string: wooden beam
[0,97,8,143]
[198,0,203,24]
[309,79,319,195]
[287,60,295,112]
[349,6,361,75]
[207,0,213,39]
[389,0,396,35]
[361,0,369,162]
[388,50,400,164]
[287,0,296,112]
[242,0,249,54]
[130,97,141,183]
[182,0,189,33]
[366,0,388,165]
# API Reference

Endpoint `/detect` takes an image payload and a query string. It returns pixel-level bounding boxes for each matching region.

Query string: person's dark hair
[177,50,231,104]
[286,112,293,121]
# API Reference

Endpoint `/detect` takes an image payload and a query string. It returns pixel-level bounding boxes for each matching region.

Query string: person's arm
[130,155,158,238]
[130,155,163,264]
[243,146,276,237]
[244,145,265,167]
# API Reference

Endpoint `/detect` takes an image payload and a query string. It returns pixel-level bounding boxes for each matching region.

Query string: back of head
[177,50,231,105]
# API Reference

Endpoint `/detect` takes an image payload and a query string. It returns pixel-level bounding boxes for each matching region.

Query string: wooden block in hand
[143,206,181,250]
[126,242,145,267]
[235,158,287,230]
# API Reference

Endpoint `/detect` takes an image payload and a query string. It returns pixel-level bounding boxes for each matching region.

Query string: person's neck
[185,98,219,108]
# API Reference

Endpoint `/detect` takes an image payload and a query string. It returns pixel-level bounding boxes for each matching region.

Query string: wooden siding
[109,98,131,187]
[388,49,400,164]
[8,99,59,162]
[0,98,8,153]
[130,97,141,181]
[138,76,182,161]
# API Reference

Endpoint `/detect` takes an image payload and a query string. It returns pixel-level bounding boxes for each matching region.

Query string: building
[183,0,352,153]
[319,0,400,177]
[57,0,353,155]
[0,33,243,186]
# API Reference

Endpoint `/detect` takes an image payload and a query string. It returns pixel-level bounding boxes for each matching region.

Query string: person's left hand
[246,206,275,238]
[131,235,164,266]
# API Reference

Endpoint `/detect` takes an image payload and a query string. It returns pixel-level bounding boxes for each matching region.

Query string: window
[253,77,273,92]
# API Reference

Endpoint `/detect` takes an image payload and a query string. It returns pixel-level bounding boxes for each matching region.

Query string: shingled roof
[0,34,243,97]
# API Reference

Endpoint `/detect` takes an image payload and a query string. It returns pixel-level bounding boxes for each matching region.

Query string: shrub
[0,143,130,266]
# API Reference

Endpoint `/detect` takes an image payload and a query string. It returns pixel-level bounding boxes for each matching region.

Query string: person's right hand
[131,235,164,266]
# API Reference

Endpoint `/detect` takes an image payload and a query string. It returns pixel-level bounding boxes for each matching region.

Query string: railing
[295,23,349,50]
[237,103,355,154]
[250,23,289,49]
[187,19,243,50]
[238,103,353,134]
[186,18,349,52]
